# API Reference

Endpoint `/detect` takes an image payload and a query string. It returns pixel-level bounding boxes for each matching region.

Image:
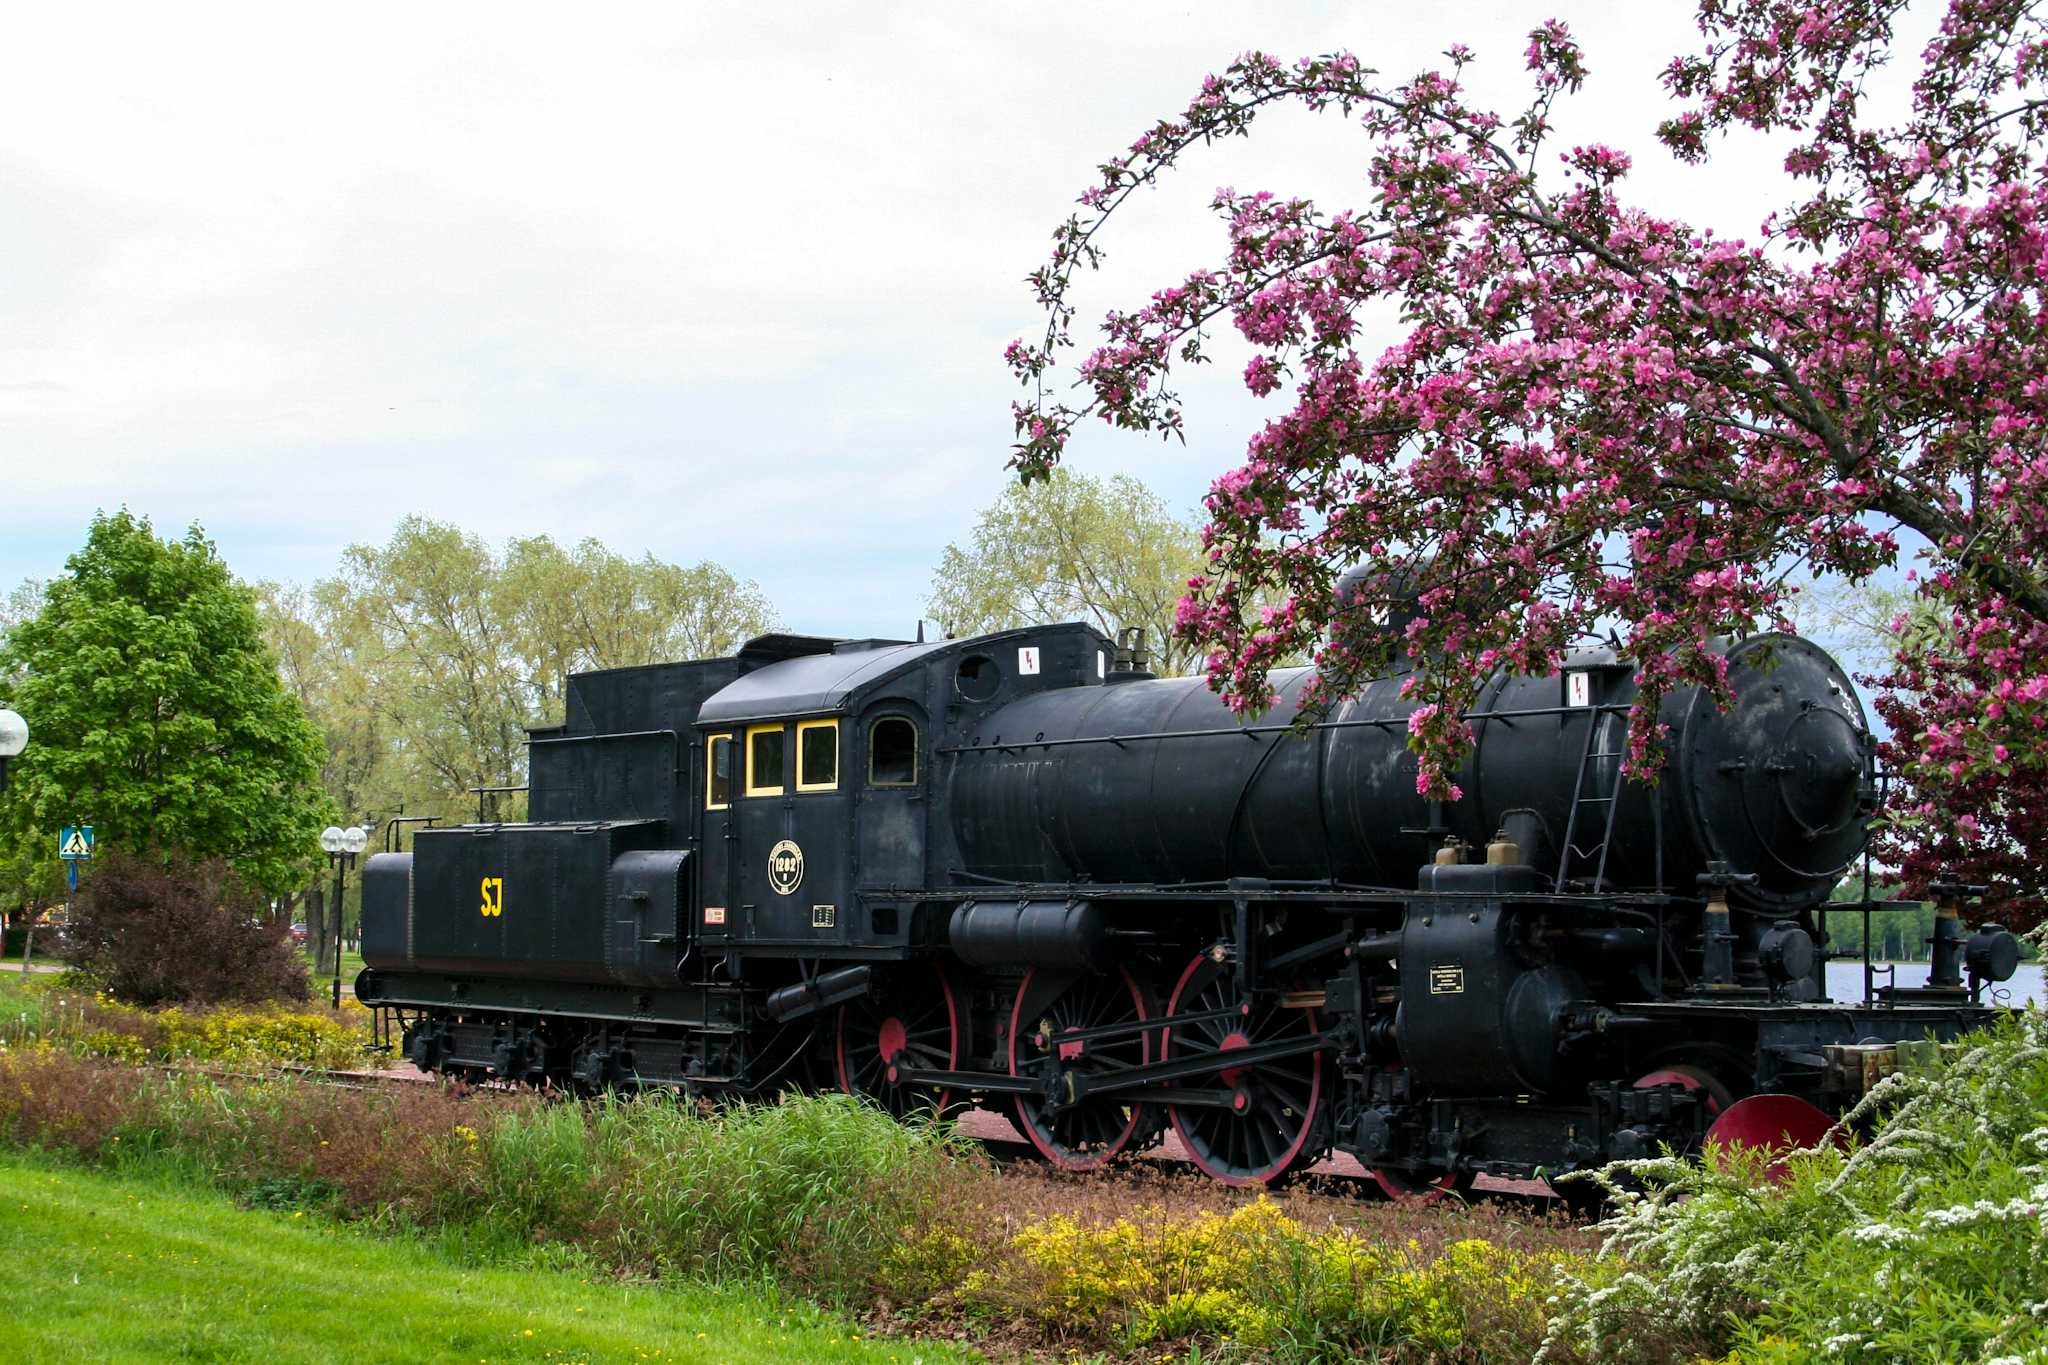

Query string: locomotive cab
[694,624,1113,960]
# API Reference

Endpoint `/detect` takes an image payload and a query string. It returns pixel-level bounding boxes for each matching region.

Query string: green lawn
[302,946,367,982]
[0,1153,970,1364]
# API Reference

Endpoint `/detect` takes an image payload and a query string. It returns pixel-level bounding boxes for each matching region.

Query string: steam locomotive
[357,612,2017,1190]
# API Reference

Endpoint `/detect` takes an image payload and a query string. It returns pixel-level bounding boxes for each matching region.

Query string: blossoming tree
[1008,0,2048,926]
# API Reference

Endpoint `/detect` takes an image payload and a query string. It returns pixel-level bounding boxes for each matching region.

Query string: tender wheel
[1636,1063,1735,1117]
[1162,949,1326,1186]
[835,963,960,1118]
[1542,1063,1737,1213]
[1008,966,1156,1171]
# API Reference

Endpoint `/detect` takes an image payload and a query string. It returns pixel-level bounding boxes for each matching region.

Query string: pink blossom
[1009,3,2048,925]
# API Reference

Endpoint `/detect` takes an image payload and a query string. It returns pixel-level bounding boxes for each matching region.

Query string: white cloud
[0,0,1840,633]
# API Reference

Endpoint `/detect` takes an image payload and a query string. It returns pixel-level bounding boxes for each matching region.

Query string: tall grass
[598,1091,973,1285]
[0,1052,986,1296]
[0,1051,1587,1360]
[424,1089,982,1293]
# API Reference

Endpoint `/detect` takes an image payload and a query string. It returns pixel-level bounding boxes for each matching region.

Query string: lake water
[1824,959,2043,1008]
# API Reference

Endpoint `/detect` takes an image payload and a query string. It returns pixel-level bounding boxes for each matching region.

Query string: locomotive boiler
[357,616,2016,1192]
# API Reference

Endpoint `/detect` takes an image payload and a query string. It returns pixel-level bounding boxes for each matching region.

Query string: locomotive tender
[358,617,2017,1189]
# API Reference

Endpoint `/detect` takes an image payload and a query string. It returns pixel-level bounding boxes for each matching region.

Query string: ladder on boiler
[1553,709,1626,892]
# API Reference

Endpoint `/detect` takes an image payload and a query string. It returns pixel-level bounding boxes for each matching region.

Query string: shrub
[0,973,368,1070]
[1541,1010,2048,1363]
[67,848,309,1006]
[154,1004,367,1068]
[980,1196,1578,1360]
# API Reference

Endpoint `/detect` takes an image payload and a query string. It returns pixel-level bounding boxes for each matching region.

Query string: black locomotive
[358,615,2018,1190]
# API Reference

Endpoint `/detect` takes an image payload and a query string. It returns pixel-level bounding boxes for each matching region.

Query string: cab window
[706,733,735,809]
[868,716,919,787]
[745,724,786,797]
[797,719,838,791]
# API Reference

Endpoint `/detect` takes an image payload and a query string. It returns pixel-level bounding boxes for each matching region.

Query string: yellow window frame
[705,732,734,810]
[796,718,839,792]
[745,723,786,797]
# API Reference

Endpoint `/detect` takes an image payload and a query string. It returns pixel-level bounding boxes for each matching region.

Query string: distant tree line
[927,468,1303,677]
[5,485,1990,989]
[0,489,1202,975]
[0,513,778,975]
[1822,877,2035,963]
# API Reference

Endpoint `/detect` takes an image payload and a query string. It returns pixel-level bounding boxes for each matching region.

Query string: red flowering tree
[1008,0,2048,928]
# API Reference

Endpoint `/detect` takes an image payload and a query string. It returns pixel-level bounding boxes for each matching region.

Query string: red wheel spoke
[836,965,959,1118]
[1164,946,1325,1187]
[1009,966,1155,1172]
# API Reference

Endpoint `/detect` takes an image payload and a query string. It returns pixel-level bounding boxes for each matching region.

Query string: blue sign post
[58,825,93,894]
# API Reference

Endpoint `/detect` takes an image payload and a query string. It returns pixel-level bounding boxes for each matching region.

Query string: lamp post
[0,709,24,969]
[320,823,369,1010]
[0,708,26,793]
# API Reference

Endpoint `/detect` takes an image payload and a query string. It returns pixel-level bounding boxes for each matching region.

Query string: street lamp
[320,823,370,1010]
[0,708,26,793]
[0,710,22,967]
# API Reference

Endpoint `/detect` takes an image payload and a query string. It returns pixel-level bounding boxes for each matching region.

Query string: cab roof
[697,637,955,725]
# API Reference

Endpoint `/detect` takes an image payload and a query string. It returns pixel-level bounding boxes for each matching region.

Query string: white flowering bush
[1540,1011,2048,1363]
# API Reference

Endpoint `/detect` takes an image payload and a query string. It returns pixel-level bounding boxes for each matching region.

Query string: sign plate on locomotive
[767,839,804,896]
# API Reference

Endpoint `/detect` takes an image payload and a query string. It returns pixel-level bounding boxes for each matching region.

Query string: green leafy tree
[254,581,390,971]
[0,578,44,667]
[0,512,332,895]
[1782,577,1916,681]
[929,470,1205,675]
[0,578,60,944]
[318,518,778,826]
[498,534,778,720]
[322,518,533,822]
[0,833,64,962]
[262,528,776,968]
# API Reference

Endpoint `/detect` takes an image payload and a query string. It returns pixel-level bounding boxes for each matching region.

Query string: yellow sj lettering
[480,877,504,918]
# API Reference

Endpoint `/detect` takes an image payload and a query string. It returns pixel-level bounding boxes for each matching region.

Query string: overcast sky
[0,2,1810,638]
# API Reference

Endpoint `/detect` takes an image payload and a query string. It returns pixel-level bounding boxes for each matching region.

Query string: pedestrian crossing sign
[58,826,93,860]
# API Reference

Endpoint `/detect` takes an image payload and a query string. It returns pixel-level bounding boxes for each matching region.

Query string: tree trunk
[307,883,330,976]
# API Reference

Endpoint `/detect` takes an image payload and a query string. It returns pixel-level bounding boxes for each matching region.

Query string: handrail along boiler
[357,615,2017,1188]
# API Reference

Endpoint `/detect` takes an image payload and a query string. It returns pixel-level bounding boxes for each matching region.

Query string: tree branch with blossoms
[1008,0,2048,926]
